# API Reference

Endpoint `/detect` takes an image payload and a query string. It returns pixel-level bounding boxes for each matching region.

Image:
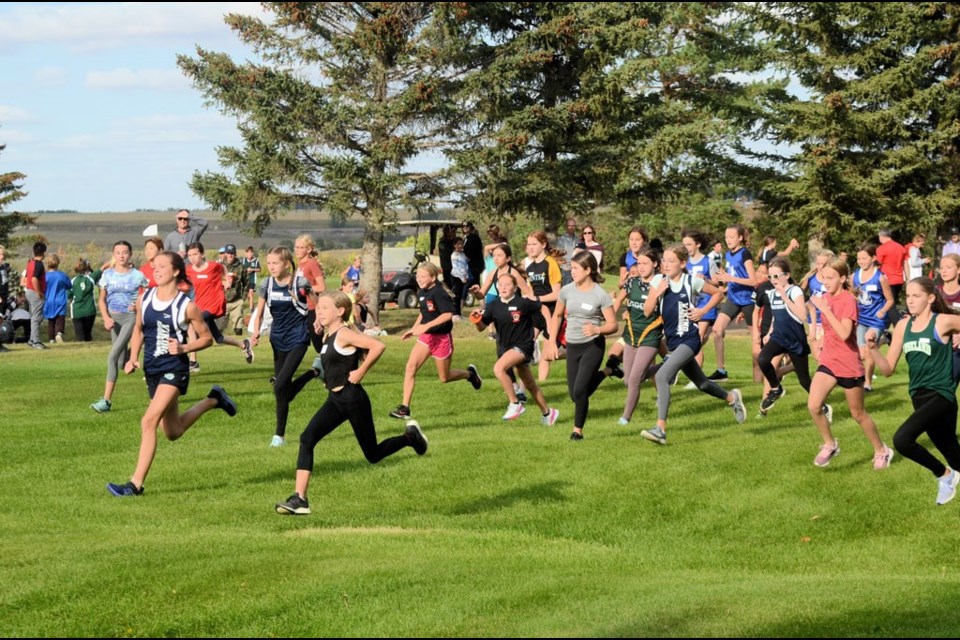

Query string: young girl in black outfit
[251,247,317,448]
[471,272,559,425]
[276,292,428,515]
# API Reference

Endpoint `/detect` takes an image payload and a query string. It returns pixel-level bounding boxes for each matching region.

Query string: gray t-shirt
[558,282,613,344]
[163,216,209,254]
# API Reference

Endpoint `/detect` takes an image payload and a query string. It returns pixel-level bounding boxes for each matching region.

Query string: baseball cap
[224,244,237,254]
[950,227,959,235]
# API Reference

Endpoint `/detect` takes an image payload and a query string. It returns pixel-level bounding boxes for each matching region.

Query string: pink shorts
[418,332,454,360]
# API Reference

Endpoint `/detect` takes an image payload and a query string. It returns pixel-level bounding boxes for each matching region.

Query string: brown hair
[267,247,296,274]
[570,250,604,283]
[144,236,163,253]
[527,230,566,263]
[909,276,958,316]
[664,243,689,265]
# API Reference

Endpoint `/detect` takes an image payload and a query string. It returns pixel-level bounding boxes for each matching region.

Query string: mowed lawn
[2,324,959,637]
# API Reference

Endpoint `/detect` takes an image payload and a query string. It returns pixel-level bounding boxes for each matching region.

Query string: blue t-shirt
[724,247,755,306]
[686,254,718,321]
[43,270,72,318]
[99,268,146,314]
[854,269,886,330]
[807,274,825,323]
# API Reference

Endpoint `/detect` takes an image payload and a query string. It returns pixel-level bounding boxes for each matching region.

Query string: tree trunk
[359,221,384,329]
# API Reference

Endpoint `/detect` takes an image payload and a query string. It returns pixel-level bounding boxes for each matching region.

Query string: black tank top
[320,328,360,390]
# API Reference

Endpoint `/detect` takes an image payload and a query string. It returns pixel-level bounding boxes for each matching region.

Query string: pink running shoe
[814,440,840,467]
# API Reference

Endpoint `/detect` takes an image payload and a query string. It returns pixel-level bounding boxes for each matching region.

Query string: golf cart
[379,219,475,309]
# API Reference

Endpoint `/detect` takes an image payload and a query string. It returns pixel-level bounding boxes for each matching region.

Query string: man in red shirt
[24,241,48,349]
[876,229,907,327]
[186,242,254,370]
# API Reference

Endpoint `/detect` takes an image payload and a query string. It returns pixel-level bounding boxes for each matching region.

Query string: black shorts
[201,310,224,344]
[146,370,190,399]
[247,278,257,292]
[497,343,533,365]
[816,365,865,389]
[719,300,755,326]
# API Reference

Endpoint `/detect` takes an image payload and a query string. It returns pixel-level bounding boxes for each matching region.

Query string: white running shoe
[541,407,559,426]
[502,402,526,420]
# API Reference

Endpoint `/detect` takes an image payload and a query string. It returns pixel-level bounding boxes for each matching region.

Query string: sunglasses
[769,273,786,280]
[177,217,189,221]
[583,231,594,235]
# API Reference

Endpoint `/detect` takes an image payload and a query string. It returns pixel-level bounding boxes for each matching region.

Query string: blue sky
[0,2,266,212]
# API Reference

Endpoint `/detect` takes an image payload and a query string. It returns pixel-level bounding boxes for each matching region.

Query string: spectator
[577,224,604,272]
[70,258,100,342]
[24,241,47,350]
[451,237,471,311]
[906,234,931,281]
[942,227,960,258]
[243,246,261,314]
[461,221,484,293]
[219,244,247,336]
[876,229,907,325]
[43,253,71,344]
[556,217,578,286]
[163,209,208,257]
[0,244,10,309]
[758,234,800,266]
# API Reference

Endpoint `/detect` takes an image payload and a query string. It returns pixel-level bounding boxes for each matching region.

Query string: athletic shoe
[707,368,728,382]
[269,376,276,385]
[618,417,629,426]
[759,386,785,415]
[814,440,840,467]
[269,435,285,448]
[569,431,583,441]
[822,403,834,425]
[242,338,255,364]
[55,332,63,344]
[275,493,311,515]
[863,385,873,393]
[207,385,237,417]
[873,444,894,470]
[389,404,411,419]
[541,408,559,426]
[405,420,428,455]
[641,426,667,445]
[189,361,200,373]
[936,469,959,505]
[605,356,624,379]
[502,402,526,420]
[90,397,112,413]
[729,388,746,424]
[106,481,143,497]
[28,341,47,350]
[467,364,482,390]
[684,380,697,390]
[311,355,324,380]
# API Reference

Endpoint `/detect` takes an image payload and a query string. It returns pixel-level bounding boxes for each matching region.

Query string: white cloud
[0,104,34,123]
[34,66,67,87]
[0,3,267,53]
[0,129,34,144]
[85,67,188,91]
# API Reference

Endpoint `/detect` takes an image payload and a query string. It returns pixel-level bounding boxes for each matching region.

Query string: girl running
[185,242,255,368]
[390,262,481,420]
[807,258,892,469]
[470,272,559,424]
[251,247,317,448]
[867,277,960,504]
[275,292,428,515]
[544,251,618,441]
[90,241,147,413]
[801,249,835,360]
[613,249,663,426]
[106,251,237,497]
[682,229,719,372]
[523,231,564,380]
[642,244,745,445]
[756,257,821,416]
[710,224,757,382]
[936,253,960,382]
[853,243,894,391]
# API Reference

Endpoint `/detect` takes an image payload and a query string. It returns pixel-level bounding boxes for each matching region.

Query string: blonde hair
[324,290,354,326]
[296,234,319,259]
[45,253,60,270]
[417,261,456,299]
[825,257,854,293]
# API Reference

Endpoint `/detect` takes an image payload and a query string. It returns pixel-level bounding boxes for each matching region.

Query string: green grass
[2,329,959,637]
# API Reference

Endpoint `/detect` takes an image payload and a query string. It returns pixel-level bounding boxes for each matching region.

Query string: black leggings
[272,343,313,438]
[758,339,811,392]
[565,337,606,429]
[297,384,410,471]
[73,315,95,342]
[893,390,960,478]
[305,310,324,352]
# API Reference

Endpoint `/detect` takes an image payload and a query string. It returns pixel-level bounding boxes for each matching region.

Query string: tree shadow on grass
[448,481,569,516]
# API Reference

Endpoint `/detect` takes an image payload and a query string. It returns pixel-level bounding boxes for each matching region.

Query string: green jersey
[622,277,662,348]
[904,314,956,403]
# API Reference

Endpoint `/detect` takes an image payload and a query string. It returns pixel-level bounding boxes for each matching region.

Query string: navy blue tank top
[141,288,191,375]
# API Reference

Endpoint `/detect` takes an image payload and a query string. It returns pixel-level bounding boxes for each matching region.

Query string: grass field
[2,327,959,637]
